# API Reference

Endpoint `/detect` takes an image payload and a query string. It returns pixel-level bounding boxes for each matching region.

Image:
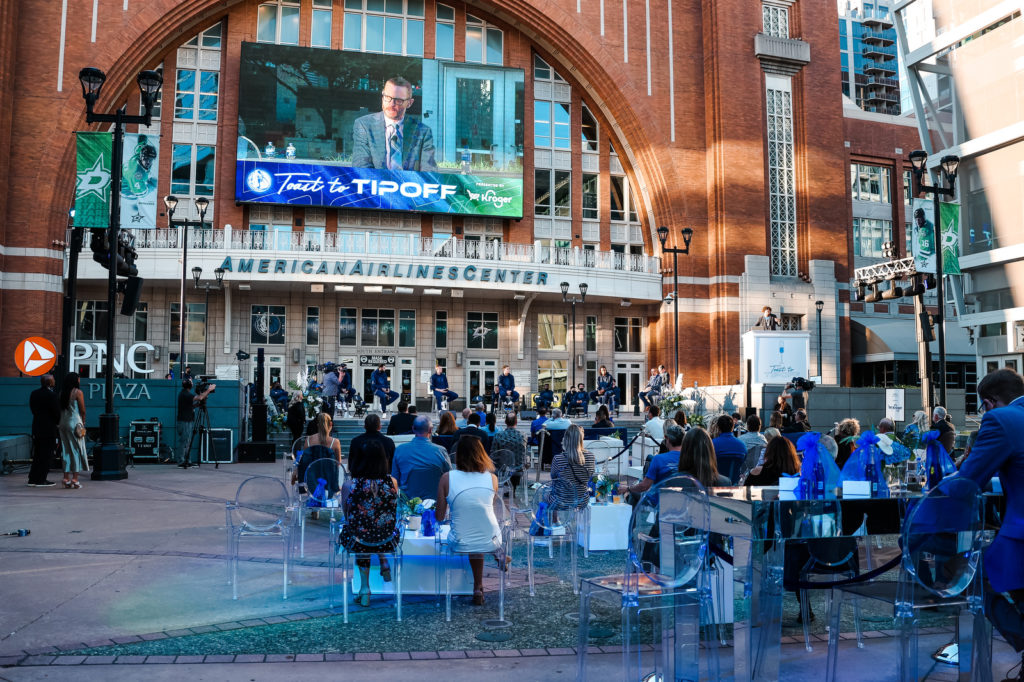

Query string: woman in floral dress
[339,439,400,607]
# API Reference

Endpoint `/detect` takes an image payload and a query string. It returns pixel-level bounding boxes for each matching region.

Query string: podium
[742,330,810,384]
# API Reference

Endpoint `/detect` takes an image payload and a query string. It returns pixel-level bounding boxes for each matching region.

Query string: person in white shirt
[643,405,666,446]
[544,408,573,431]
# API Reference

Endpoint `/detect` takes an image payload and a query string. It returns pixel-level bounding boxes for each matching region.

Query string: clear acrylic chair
[225,475,295,600]
[577,474,721,682]
[526,480,580,596]
[439,485,511,629]
[297,458,346,558]
[825,476,991,682]
[328,495,405,623]
[284,437,306,497]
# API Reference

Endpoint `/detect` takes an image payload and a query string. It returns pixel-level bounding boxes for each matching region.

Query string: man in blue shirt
[337,364,356,408]
[626,423,684,496]
[530,406,549,445]
[497,365,519,410]
[391,415,451,500]
[711,413,747,483]
[566,383,589,416]
[535,384,554,410]
[958,369,1024,679]
[429,365,458,411]
[371,363,399,412]
[545,408,572,431]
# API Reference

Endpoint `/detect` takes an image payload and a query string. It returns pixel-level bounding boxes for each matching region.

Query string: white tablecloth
[577,501,632,551]
[351,526,474,595]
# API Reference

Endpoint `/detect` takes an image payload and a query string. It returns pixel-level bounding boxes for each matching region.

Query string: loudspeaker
[238,441,275,463]
[120,276,144,316]
[251,403,268,442]
[255,348,265,401]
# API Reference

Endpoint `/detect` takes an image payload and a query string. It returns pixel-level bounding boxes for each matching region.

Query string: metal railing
[94,228,663,275]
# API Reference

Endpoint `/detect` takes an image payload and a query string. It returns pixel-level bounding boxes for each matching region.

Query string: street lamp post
[78,66,163,481]
[656,226,694,380]
[165,195,210,379]
[192,266,226,370]
[908,150,960,409]
[815,300,824,380]
[560,281,588,390]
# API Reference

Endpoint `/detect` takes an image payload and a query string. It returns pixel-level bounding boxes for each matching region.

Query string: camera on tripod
[195,375,217,398]
[790,376,815,392]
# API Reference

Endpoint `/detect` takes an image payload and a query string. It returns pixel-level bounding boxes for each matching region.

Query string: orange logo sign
[15,337,57,376]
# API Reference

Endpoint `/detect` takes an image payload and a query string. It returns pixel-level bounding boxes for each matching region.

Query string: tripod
[182,402,212,469]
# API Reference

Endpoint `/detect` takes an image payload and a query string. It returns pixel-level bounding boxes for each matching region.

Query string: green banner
[74,132,113,229]
[911,199,960,276]
[939,201,960,275]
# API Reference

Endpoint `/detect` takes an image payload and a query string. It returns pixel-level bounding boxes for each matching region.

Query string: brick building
[0,0,942,406]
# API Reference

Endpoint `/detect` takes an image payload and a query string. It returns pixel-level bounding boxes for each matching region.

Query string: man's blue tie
[388,125,403,170]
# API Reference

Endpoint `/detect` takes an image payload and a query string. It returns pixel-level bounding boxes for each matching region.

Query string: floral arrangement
[399,493,435,518]
[589,473,618,502]
[287,369,325,418]
[657,389,688,416]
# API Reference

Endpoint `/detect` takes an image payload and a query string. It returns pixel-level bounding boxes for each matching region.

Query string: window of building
[306,306,319,346]
[435,310,448,348]
[171,144,215,197]
[850,163,892,203]
[585,315,597,351]
[535,169,570,217]
[467,311,498,349]
[581,104,599,152]
[585,360,597,391]
[533,54,566,82]
[767,79,797,276]
[75,301,108,341]
[435,3,455,59]
[762,4,789,38]
[465,14,502,65]
[339,307,357,346]
[609,175,639,222]
[311,0,333,47]
[614,317,642,353]
[537,314,568,351]
[174,69,219,121]
[134,303,148,341]
[980,322,1006,337]
[853,217,894,257]
[344,0,424,56]
[780,314,802,330]
[250,305,286,344]
[169,352,206,378]
[534,100,570,149]
[582,173,599,220]
[361,308,396,346]
[257,1,300,45]
[171,302,207,344]
[537,359,568,393]
[399,309,416,347]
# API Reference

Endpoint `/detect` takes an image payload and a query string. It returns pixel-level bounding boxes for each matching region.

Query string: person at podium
[753,305,780,330]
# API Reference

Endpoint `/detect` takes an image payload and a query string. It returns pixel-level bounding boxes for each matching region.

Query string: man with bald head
[28,374,60,487]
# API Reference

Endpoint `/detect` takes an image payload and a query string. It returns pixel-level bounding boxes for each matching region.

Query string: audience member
[678,427,731,488]
[483,411,498,437]
[783,408,811,433]
[453,412,490,450]
[745,436,801,486]
[931,405,956,454]
[545,408,572,431]
[627,423,684,496]
[436,411,458,435]
[349,414,395,474]
[592,404,615,428]
[549,425,595,509]
[769,411,785,430]
[711,413,747,461]
[286,393,306,444]
[834,418,860,468]
[672,410,690,431]
[391,415,451,500]
[456,408,471,429]
[738,415,768,470]
[492,413,528,494]
[386,401,415,435]
[643,405,665,445]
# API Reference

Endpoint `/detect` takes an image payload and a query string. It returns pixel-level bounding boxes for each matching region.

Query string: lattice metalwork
[762,4,789,38]
[767,86,797,276]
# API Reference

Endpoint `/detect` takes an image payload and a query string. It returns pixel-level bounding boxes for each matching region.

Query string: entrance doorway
[615,362,644,411]
[467,359,498,404]
[398,358,415,403]
[252,353,285,398]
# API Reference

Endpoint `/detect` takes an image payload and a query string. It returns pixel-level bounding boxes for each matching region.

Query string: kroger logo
[246,169,273,193]
[466,188,514,209]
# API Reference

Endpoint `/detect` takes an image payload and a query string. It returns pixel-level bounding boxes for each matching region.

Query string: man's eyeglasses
[381,94,411,105]
[979,397,995,414]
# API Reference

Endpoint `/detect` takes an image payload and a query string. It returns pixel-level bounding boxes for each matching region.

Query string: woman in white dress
[57,372,89,488]
[435,435,508,606]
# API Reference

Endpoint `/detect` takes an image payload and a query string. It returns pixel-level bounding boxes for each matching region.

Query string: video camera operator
[782,376,814,413]
[176,378,215,469]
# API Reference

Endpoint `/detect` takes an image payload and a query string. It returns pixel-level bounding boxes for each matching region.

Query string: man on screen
[351,77,437,172]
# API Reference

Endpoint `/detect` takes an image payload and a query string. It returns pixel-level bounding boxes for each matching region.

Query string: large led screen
[236,42,524,217]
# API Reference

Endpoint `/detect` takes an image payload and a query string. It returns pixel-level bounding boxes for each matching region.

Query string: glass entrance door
[467,359,498,404]
[398,358,414,403]
[252,354,285,401]
[616,362,643,411]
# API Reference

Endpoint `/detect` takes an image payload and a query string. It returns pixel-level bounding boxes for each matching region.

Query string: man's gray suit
[350,111,437,172]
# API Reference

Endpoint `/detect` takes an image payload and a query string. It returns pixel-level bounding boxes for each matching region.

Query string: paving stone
[23,647,57,656]
[204,655,235,663]
[190,625,219,634]
[216,622,244,631]
[144,656,177,664]
[83,656,117,665]
[20,656,56,666]
[382,652,411,661]
[111,636,143,645]
[494,649,521,657]
[139,632,168,641]
[438,650,467,659]
[265,654,295,663]
[599,645,623,654]
[546,647,574,656]
[238,619,268,627]
[233,655,265,663]
[115,656,147,664]
[283,613,310,621]
[409,651,439,660]
[306,610,331,618]
[324,653,354,662]
[82,639,116,648]
[164,629,194,638]
[263,616,288,624]
[353,652,382,661]
[0,656,25,666]
[52,656,87,665]
[174,655,205,664]
[295,654,324,662]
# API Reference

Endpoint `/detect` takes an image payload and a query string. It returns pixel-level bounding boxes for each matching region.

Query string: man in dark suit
[350,76,437,172]
[28,374,60,486]
[959,369,1024,680]
[452,413,491,452]
[349,413,395,473]
[386,401,416,435]
[371,363,399,412]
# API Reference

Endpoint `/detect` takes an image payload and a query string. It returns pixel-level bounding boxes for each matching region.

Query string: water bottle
[813,458,826,499]
[308,478,326,507]
[864,457,877,497]
[421,509,436,537]
[530,501,549,536]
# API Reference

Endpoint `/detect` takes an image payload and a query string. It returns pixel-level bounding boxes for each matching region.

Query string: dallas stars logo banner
[75,131,161,229]
[911,198,961,276]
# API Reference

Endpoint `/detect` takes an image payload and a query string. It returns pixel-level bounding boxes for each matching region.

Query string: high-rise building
[839,0,901,115]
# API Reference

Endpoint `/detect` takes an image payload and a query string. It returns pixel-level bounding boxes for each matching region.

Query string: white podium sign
[742,331,810,384]
[885,388,905,422]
